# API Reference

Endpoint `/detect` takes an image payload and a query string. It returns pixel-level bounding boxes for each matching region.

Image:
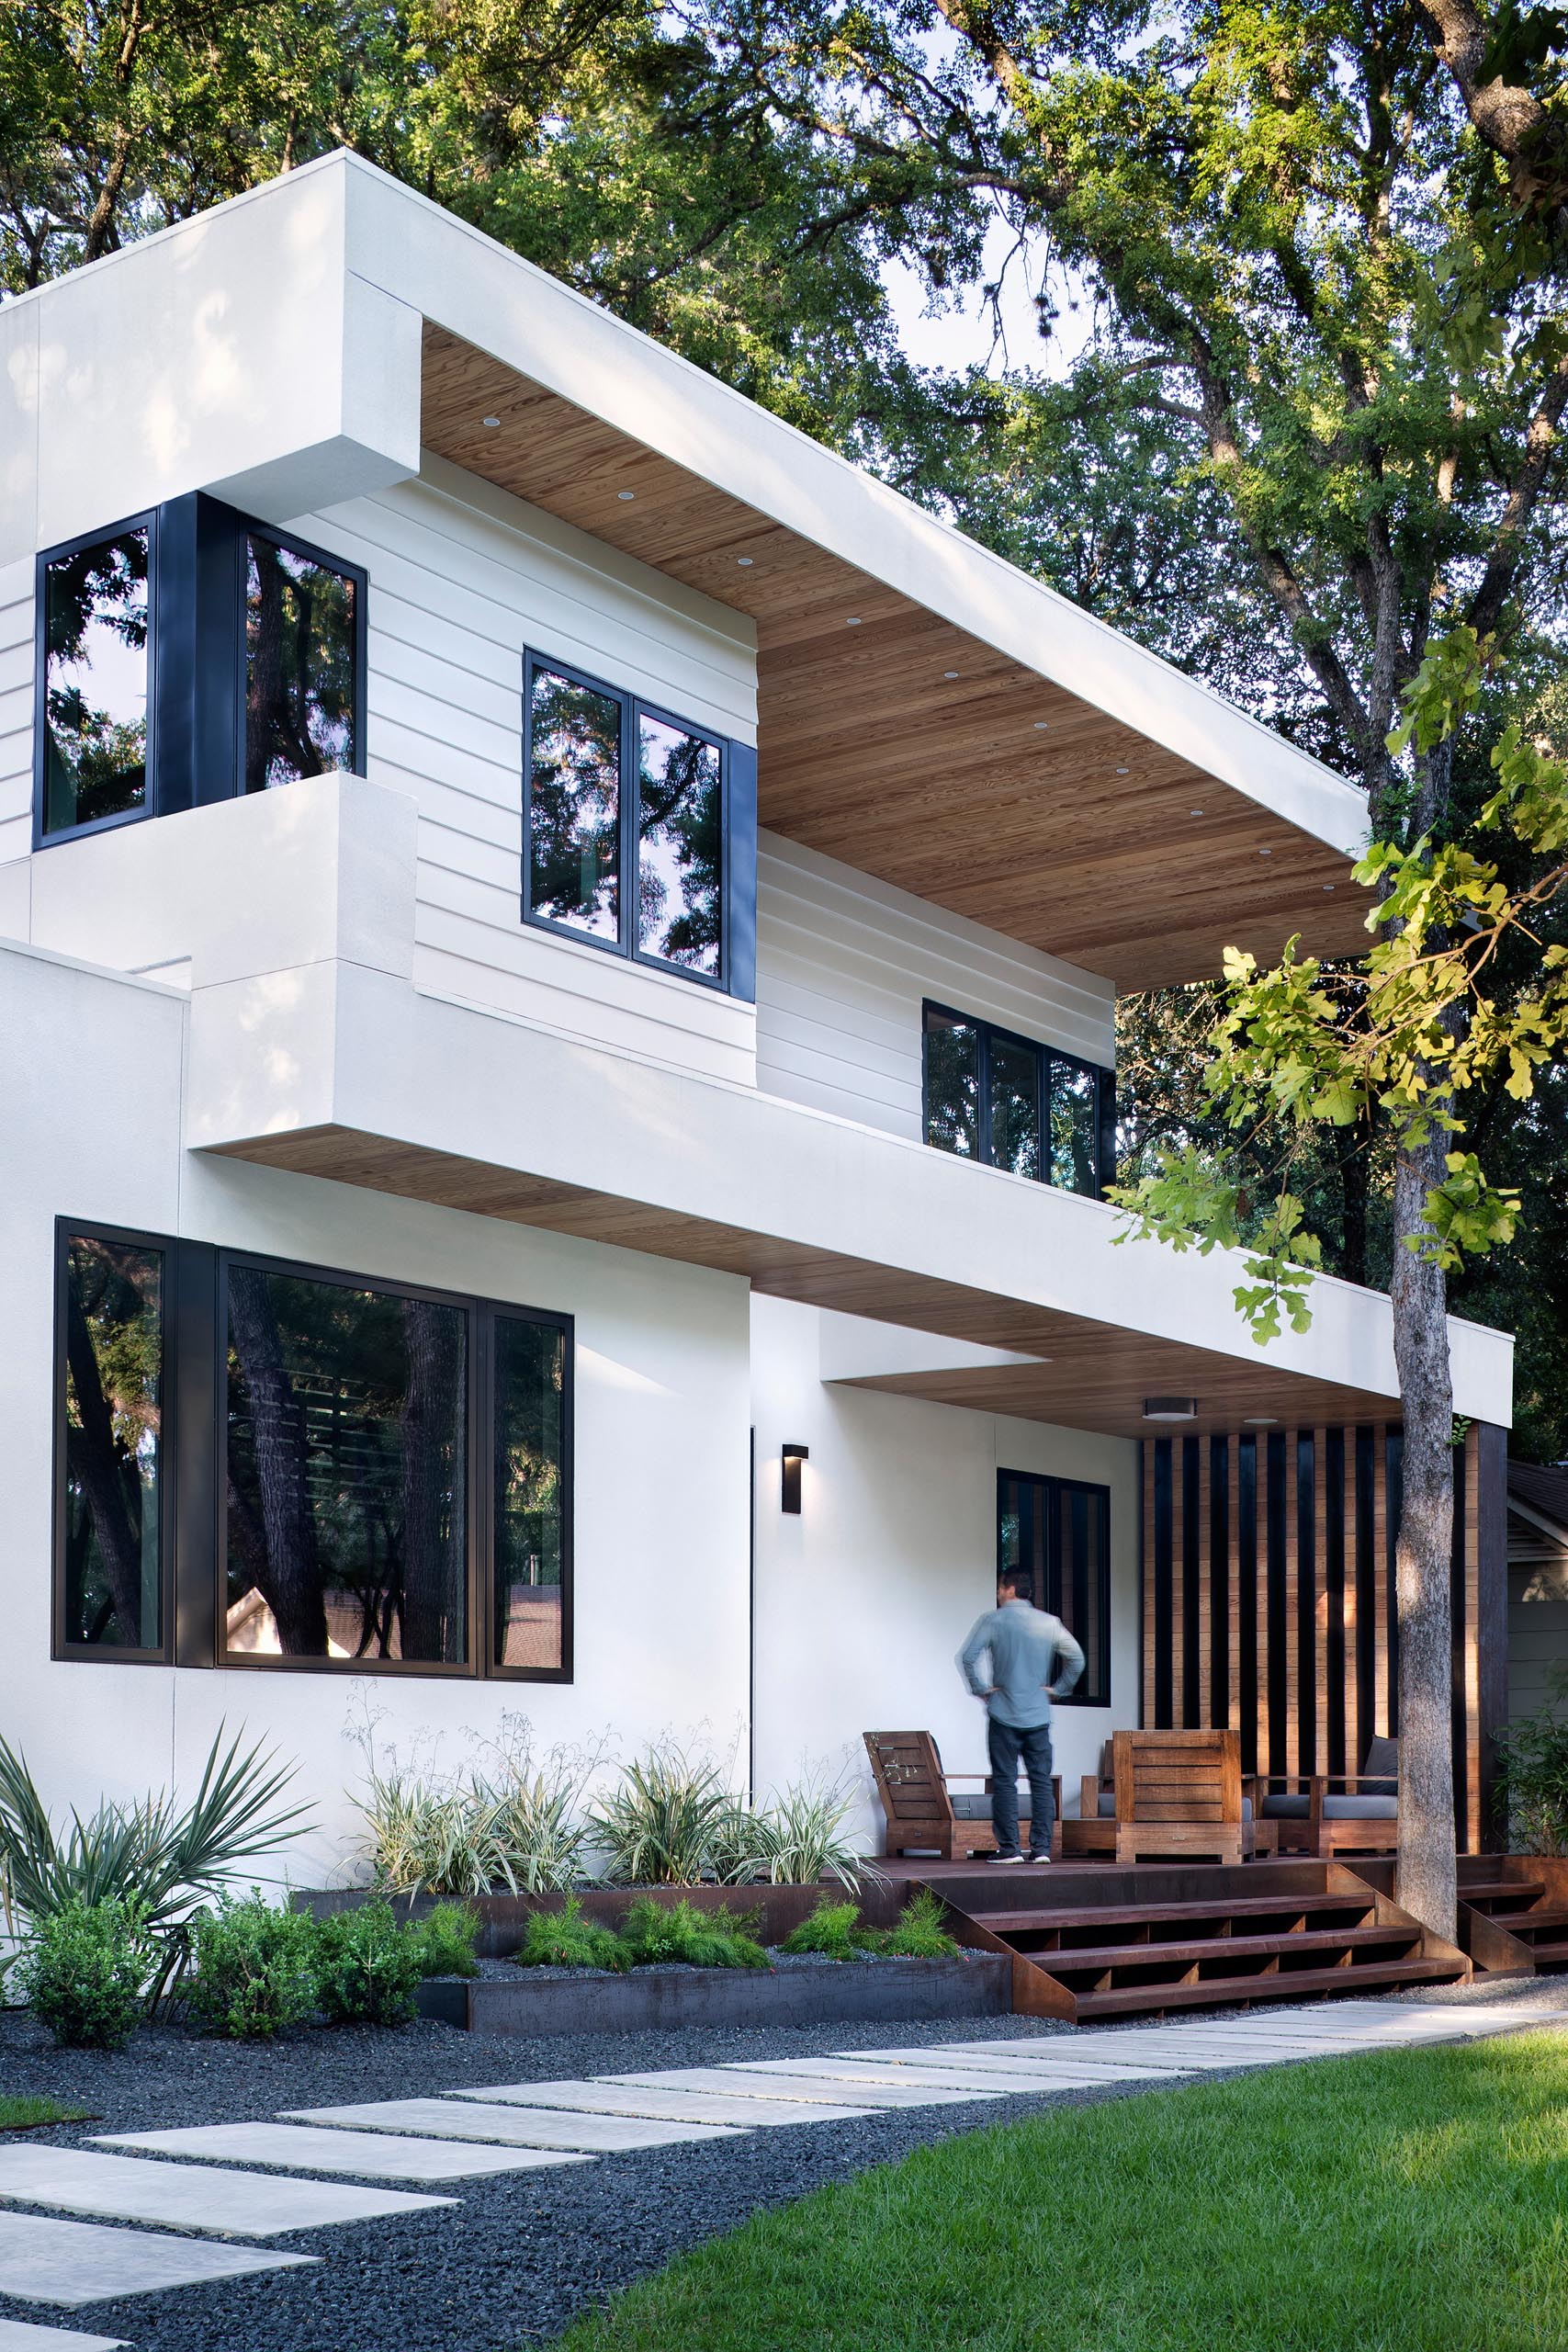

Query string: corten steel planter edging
[293,1879,907,1955]
[414,1951,1010,2035]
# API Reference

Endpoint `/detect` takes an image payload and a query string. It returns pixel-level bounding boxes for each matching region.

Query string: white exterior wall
[0,554,31,875]
[756,832,1115,1136]
[0,940,752,1886]
[750,1295,1140,1849]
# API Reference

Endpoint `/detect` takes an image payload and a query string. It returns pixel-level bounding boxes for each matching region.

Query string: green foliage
[591,1748,746,1886]
[353,1737,592,1897]
[186,1891,319,2040]
[0,1725,309,2005]
[0,2096,92,2130]
[779,1898,876,1961]
[413,1901,482,1980]
[877,1890,959,1959]
[617,1896,769,1970]
[17,1897,154,2050]
[744,1772,866,1891]
[313,1899,425,2028]
[515,1894,630,1973]
[1494,1673,1568,1854]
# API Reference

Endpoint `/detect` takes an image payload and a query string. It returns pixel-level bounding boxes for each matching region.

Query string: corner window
[524,652,731,989]
[39,524,152,838]
[493,1310,570,1673]
[923,1001,1113,1198]
[244,533,361,793]
[998,1469,1110,1705]
[56,1228,167,1657]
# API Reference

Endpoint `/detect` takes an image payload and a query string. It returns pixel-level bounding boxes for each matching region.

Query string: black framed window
[55,1227,169,1659]
[525,652,734,989]
[39,521,152,840]
[35,497,367,847]
[998,1469,1111,1705]
[923,1001,1114,1198]
[52,1224,571,1682]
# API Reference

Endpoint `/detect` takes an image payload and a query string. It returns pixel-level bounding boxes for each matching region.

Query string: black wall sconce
[781,1442,809,1514]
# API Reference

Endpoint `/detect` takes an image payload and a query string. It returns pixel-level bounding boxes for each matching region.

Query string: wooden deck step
[1073,1956,1463,2019]
[1463,1879,1547,1905]
[1035,1927,1419,1977]
[1514,1938,1568,1965]
[966,1892,1379,1936]
[1504,1906,1568,1931]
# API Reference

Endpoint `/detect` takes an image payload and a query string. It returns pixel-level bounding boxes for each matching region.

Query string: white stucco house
[0,153,1515,1882]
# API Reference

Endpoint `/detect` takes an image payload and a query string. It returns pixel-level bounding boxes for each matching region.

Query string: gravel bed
[0,1974,1562,2352]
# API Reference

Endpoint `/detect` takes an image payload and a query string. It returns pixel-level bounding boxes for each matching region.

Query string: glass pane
[997,1473,1043,1610]
[988,1033,1043,1178]
[1047,1479,1110,1705]
[244,537,357,793]
[528,668,621,939]
[637,714,722,973]
[493,1315,567,1671]
[62,1235,163,1649]
[924,1008,980,1159]
[43,530,150,834]
[225,1269,468,1665]
[1049,1057,1100,1195]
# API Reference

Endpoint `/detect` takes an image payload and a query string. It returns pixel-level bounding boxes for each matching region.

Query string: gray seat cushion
[951,1794,1032,1820]
[1323,1793,1397,1819]
[1260,1792,1313,1819]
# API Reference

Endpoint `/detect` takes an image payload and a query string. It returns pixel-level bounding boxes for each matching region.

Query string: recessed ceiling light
[1190,808,1203,817]
[1244,1416,1278,1427]
[1115,766,1130,775]
[1033,720,1050,730]
[1324,883,1335,892]
[617,490,636,502]
[1143,1396,1199,1423]
[943,670,960,680]
[480,415,501,428]
[737,557,754,568]
[846,616,863,626]
[1259,847,1272,856]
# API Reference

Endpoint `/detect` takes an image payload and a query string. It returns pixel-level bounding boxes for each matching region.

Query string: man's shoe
[1027,1851,1054,1865]
[983,1849,1026,1864]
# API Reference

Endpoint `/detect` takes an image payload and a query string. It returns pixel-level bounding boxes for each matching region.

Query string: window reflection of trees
[43,532,149,833]
[62,1237,163,1649]
[637,717,721,972]
[528,670,621,936]
[225,1270,467,1665]
[244,539,356,794]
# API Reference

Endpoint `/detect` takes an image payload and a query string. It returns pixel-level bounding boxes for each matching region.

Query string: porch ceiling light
[1143,1396,1199,1422]
[781,1442,809,1514]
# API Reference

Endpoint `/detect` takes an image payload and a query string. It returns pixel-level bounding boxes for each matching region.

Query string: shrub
[17,1897,154,2050]
[618,1895,769,1971]
[592,1748,743,1886]
[414,1901,481,1979]
[314,1898,425,2027]
[779,1898,875,1962]
[751,1771,866,1891]
[354,1746,591,1897]
[186,1892,320,2039]
[516,1894,628,1973]
[879,1889,958,1959]
[1495,1676,1568,1852]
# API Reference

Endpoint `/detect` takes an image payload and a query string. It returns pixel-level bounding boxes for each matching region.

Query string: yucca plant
[591,1747,742,1885]
[479,1762,592,1894]
[355,1755,591,1896]
[0,1725,310,2002]
[752,1769,868,1891]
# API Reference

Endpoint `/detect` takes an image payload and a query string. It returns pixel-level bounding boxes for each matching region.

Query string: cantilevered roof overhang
[1,152,1375,989]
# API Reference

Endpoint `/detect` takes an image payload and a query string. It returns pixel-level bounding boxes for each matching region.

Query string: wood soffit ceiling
[219,1125,1398,1442]
[422,327,1372,993]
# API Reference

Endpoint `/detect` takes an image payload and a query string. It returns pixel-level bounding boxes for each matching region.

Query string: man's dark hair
[997,1573,1020,1598]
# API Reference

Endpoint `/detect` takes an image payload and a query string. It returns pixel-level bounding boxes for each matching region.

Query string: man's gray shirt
[959,1599,1086,1729]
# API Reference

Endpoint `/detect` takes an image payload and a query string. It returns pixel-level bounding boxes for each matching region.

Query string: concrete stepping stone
[0,2146,453,2239]
[99,2123,593,2183]
[728,2055,1132,2096]
[0,2210,316,2306]
[448,2082,878,2129]
[0,2324,129,2350]
[820,2045,1192,2082]
[282,2099,740,2153]
[602,2066,994,2107]
[685,2067,998,2109]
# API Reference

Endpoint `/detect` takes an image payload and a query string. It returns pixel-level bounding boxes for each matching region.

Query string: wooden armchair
[863,1731,1061,1860]
[1062,1728,1253,1864]
[1251,1736,1399,1859]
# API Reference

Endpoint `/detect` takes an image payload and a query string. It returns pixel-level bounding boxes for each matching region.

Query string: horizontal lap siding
[756,832,1116,1139]
[0,558,34,873]
[299,461,760,1084]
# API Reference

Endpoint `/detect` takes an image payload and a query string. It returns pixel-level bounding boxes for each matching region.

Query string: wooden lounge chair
[1251,1736,1400,1859]
[1061,1727,1253,1864]
[863,1730,1061,1860]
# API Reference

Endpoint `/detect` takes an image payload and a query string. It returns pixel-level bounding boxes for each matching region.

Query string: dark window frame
[33,510,159,851]
[996,1466,1111,1707]
[237,520,368,799]
[51,1219,175,1665]
[522,647,735,996]
[33,500,367,851]
[921,999,1116,1199]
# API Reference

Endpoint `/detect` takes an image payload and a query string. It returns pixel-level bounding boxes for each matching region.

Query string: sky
[880,217,1094,379]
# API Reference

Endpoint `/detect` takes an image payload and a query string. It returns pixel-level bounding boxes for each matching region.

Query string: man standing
[958,1575,1085,1863]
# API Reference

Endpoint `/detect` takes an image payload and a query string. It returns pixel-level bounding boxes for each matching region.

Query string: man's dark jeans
[987,1716,1054,1858]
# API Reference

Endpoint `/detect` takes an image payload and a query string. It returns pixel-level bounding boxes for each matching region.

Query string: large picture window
[998,1469,1111,1706]
[923,1002,1114,1199]
[56,1228,167,1657]
[525,653,728,986]
[51,1226,571,1681]
[39,523,152,839]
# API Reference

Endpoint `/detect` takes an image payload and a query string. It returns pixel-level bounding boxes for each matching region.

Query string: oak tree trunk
[1390,1129,1457,1943]
[227,1266,329,1657]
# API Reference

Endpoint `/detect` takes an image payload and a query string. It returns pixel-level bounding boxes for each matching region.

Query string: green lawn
[555,2030,1568,2352]
[0,2097,92,2131]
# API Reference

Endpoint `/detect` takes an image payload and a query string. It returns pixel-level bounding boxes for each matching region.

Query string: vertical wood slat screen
[1141,1424,1489,1850]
